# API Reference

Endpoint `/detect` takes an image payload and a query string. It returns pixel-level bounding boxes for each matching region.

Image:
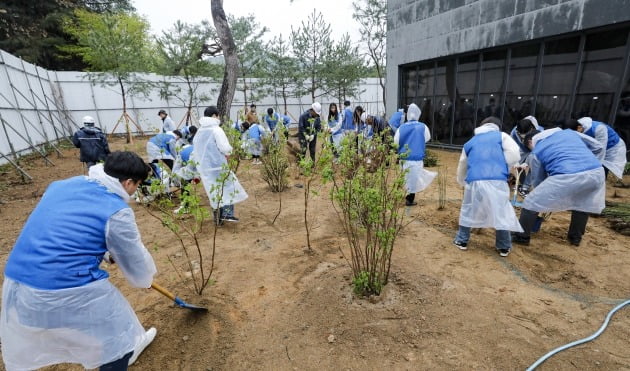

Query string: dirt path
[0,138,628,370]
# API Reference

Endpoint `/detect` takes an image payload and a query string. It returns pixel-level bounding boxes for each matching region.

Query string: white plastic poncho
[456,124,523,232]
[193,117,248,208]
[394,104,437,193]
[523,129,606,213]
[0,164,157,370]
[578,117,627,179]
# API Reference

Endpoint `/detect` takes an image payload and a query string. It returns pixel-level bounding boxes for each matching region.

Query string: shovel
[151,282,208,312]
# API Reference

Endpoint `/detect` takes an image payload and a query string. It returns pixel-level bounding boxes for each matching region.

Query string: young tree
[261,35,299,114]
[155,20,223,126]
[353,0,387,111]
[62,9,152,142]
[211,0,239,120]
[290,9,333,101]
[229,14,269,109]
[322,33,366,108]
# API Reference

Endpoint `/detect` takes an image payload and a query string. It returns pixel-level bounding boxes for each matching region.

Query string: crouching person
[512,125,605,246]
[1,151,157,370]
[453,117,523,257]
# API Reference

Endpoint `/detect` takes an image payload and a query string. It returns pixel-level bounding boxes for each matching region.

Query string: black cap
[158,109,167,115]
[344,100,351,106]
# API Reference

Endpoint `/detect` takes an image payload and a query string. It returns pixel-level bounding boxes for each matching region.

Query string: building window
[536,37,580,126]
[400,65,418,106]
[453,55,478,145]
[433,60,455,143]
[416,62,435,133]
[478,50,507,126]
[504,44,539,131]
[573,28,629,123]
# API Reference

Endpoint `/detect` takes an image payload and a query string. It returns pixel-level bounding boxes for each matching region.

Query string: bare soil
[0,137,629,371]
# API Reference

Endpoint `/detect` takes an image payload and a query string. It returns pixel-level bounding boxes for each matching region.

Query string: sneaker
[498,249,510,257]
[128,327,157,366]
[511,233,530,246]
[221,216,240,223]
[405,201,418,206]
[453,240,468,250]
[173,206,189,215]
[568,239,581,247]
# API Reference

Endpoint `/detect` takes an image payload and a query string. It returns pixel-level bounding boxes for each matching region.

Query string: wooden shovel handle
[151,282,176,301]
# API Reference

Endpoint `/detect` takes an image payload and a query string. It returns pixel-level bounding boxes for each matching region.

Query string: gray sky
[132,0,361,43]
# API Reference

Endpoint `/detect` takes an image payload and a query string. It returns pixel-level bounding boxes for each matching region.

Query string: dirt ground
[0,136,629,371]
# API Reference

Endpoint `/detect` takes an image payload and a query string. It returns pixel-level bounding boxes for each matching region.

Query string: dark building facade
[386,0,630,150]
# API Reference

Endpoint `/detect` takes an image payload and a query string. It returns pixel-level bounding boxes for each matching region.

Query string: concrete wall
[386,0,630,116]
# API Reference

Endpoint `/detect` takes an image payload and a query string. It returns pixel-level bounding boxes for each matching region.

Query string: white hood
[578,117,593,132]
[407,103,421,121]
[474,123,500,135]
[524,115,541,130]
[199,116,221,128]
[88,163,130,202]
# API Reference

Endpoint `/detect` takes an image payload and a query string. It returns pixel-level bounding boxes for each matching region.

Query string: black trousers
[100,351,133,371]
[519,208,589,243]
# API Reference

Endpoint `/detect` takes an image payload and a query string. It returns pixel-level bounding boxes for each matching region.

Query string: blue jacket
[584,120,620,149]
[341,107,355,131]
[533,129,602,176]
[464,130,509,182]
[282,115,291,127]
[397,121,427,161]
[180,145,194,163]
[5,177,128,290]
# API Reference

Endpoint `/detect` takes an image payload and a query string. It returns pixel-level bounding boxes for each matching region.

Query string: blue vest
[180,145,194,163]
[397,121,427,161]
[282,115,291,127]
[389,111,404,131]
[150,133,175,155]
[464,130,509,182]
[341,108,355,131]
[584,121,620,149]
[249,124,262,141]
[533,129,602,176]
[5,177,128,290]
[328,113,342,135]
[264,113,279,131]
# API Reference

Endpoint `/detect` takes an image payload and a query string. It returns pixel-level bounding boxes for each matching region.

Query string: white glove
[513,163,528,170]
[306,134,314,142]
[103,251,115,264]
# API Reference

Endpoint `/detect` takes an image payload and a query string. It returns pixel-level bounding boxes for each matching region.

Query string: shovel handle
[151,282,176,301]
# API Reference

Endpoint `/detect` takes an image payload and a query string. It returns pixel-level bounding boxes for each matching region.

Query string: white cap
[83,116,95,126]
[311,102,322,116]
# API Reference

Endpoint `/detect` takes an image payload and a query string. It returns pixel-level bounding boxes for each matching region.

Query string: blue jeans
[455,226,512,251]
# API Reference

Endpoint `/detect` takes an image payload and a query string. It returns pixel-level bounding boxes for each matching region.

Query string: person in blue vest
[388,108,406,134]
[453,116,523,257]
[172,144,200,214]
[341,100,356,136]
[244,120,266,164]
[510,115,544,194]
[263,108,280,132]
[326,103,343,156]
[0,151,157,370]
[567,117,627,179]
[393,103,437,207]
[146,130,182,170]
[298,102,322,161]
[512,126,605,246]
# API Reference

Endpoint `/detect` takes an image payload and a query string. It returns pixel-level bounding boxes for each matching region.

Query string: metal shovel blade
[151,282,208,312]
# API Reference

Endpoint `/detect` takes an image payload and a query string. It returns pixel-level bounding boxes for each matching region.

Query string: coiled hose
[527,299,630,370]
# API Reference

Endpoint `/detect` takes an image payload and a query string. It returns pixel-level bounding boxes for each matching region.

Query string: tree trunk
[211,0,239,121]
[118,76,132,143]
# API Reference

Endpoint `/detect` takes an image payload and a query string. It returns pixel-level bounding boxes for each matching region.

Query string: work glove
[306,134,315,142]
[103,251,115,264]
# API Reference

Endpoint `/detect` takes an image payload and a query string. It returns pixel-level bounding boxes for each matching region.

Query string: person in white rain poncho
[453,117,523,257]
[193,106,248,224]
[566,117,627,179]
[146,130,182,170]
[512,126,605,247]
[394,103,437,206]
[1,151,157,370]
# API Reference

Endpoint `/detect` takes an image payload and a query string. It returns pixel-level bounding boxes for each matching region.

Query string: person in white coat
[567,117,627,179]
[1,151,157,370]
[453,116,523,257]
[193,106,248,224]
[512,126,605,246]
[393,103,436,206]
